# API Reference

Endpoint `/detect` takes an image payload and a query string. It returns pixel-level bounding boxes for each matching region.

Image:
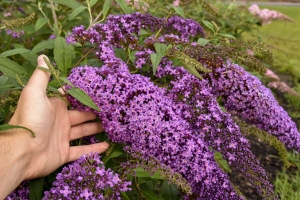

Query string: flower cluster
[209,61,300,151]
[67,41,241,199]
[66,13,204,46]
[43,153,131,200]
[134,43,276,198]
[5,29,25,38]
[249,4,286,24]
[65,13,298,199]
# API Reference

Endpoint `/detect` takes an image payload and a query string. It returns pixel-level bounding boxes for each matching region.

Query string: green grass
[243,6,300,82]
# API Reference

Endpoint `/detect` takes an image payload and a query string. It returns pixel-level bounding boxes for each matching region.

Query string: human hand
[0,55,108,198]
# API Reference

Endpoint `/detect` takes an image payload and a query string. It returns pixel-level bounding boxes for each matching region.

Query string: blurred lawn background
[243,5,300,83]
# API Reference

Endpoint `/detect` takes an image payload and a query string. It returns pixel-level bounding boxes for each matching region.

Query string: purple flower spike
[43,153,131,200]
[67,42,242,199]
[210,61,300,152]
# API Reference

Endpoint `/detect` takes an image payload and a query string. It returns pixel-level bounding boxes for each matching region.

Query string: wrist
[0,128,32,199]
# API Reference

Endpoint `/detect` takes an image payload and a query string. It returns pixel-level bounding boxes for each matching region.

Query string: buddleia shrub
[2,1,299,200]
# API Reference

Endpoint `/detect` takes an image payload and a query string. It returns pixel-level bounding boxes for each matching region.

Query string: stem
[49,0,59,34]
[154,10,174,38]
[38,1,54,31]
[70,46,97,72]
[86,0,93,28]
[89,11,103,28]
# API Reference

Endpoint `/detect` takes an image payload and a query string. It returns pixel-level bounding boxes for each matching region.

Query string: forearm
[0,129,30,199]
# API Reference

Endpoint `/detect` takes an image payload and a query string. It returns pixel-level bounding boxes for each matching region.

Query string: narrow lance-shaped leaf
[0,48,30,57]
[115,0,134,14]
[102,0,112,19]
[35,18,48,31]
[54,37,76,76]
[59,77,74,87]
[202,20,215,33]
[218,33,236,39]
[0,57,29,82]
[154,43,167,55]
[150,53,162,75]
[90,0,98,7]
[103,150,123,164]
[197,38,210,46]
[140,190,163,200]
[29,177,45,200]
[173,6,186,18]
[67,87,100,111]
[0,124,35,138]
[68,6,87,21]
[52,0,83,9]
[31,40,55,54]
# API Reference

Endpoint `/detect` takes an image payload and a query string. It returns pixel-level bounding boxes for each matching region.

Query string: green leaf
[197,38,210,46]
[59,77,74,87]
[154,43,167,55]
[115,0,134,14]
[90,0,98,7]
[138,28,151,36]
[129,50,137,63]
[121,192,130,200]
[140,190,163,200]
[29,177,44,200]
[215,152,231,173]
[102,0,112,19]
[31,40,55,54]
[54,37,75,76]
[161,181,181,200]
[67,87,100,111]
[0,57,28,81]
[114,47,128,62]
[217,33,236,39]
[150,53,162,75]
[102,150,123,164]
[0,124,35,138]
[173,6,185,18]
[202,20,215,33]
[0,48,30,57]
[133,168,164,179]
[182,64,203,79]
[68,6,87,21]
[52,0,83,9]
[34,18,48,31]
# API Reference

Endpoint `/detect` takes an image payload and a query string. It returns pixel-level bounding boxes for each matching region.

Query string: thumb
[26,55,51,92]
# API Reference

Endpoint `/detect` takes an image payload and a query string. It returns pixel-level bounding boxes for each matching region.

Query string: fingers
[69,110,97,125]
[68,142,109,162]
[26,55,51,93]
[69,122,104,141]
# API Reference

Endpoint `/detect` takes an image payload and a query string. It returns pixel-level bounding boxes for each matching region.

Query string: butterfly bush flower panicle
[65,13,205,48]
[67,41,242,199]
[154,57,277,199]
[209,61,300,152]
[43,153,131,200]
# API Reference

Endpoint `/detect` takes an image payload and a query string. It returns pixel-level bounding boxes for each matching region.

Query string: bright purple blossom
[209,61,300,151]
[43,153,131,200]
[6,29,24,38]
[66,13,205,47]
[67,41,242,199]
[63,13,296,199]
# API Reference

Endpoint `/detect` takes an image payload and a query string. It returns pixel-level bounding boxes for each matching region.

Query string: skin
[0,55,109,199]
